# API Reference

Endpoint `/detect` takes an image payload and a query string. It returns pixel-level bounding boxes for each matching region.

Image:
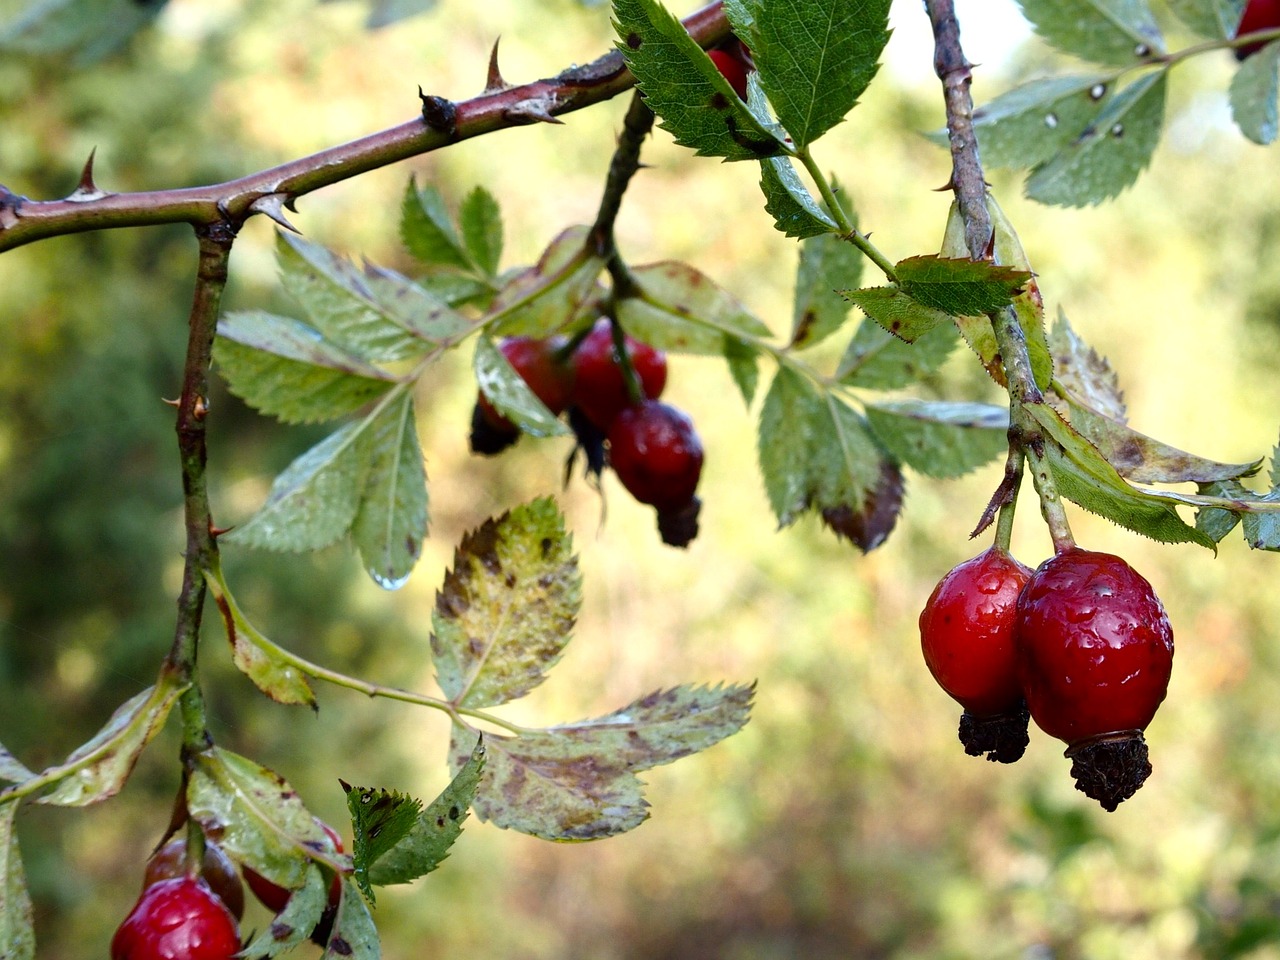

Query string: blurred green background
[3,0,1280,957]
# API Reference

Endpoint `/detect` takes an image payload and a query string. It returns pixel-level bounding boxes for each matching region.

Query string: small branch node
[418,88,458,137]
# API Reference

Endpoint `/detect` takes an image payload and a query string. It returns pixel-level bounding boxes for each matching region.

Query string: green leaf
[215,311,400,425]
[222,414,374,552]
[751,0,892,149]
[985,196,1054,390]
[319,880,380,960]
[1167,0,1246,39]
[790,232,863,349]
[1027,403,1215,547]
[1026,70,1168,207]
[34,677,187,806]
[759,156,838,238]
[966,75,1116,170]
[0,746,33,785]
[473,337,571,437]
[836,317,958,389]
[204,566,318,708]
[367,736,484,887]
[724,338,761,406]
[757,368,886,526]
[239,866,327,958]
[1193,478,1280,549]
[431,499,581,709]
[486,227,605,337]
[0,802,33,960]
[0,0,164,64]
[459,185,504,277]
[344,784,422,903]
[865,400,1008,479]
[1049,308,1125,419]
[894,255,1032,317]
[358,262,476,343]
[277,233,426,363]
[351,393,431,589]
[1196,480,1245,543]
[614,261,773,354]
[188,748,348,896]
[612,0,786,160]
[400,178,473,270]
[1231,40,1280,145]
[843,286,954,342]
[450,683,753,840]
[1016,0,1165,64]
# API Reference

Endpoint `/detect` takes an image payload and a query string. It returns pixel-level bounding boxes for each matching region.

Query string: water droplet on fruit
[976,573,1003,594]
[370,569,411,591]
[1044,112,1059,129]
[1065,604,1095,624]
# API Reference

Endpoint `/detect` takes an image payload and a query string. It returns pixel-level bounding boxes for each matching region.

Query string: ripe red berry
[607,400,703,513]
[708,49,749,99]
[570,319,667,430]
[477,335,576,432]
[243,818,344,915]
[143,837,245,921]
[1236,0,1280,59]
[1015,548,1174,809]
[111,876,240,960]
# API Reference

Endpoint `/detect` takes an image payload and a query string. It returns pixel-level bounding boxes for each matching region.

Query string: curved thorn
[248,193,300,233]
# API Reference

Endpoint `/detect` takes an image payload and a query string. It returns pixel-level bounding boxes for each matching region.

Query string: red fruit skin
[1236,0,1280,58]
[708,49,749,99]
[570,319,667,430]
[111,876,240,960]
[1015,549,1174,746]
[477,335,576,431]
[143,837,245,921]
[243,819,343,914]
[607,401,703,511]
[919,547,1033,717]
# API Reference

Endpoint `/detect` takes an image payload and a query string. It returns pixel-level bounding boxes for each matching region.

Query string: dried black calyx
[1064,730,1152,812]
[958,702,1029,764]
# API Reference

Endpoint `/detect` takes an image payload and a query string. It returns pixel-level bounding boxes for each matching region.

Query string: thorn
[982,229,997,261]
[505,96,563,125]
[484,37,511,93]
[161,396,181,407]
[249,193,301,233]
[208,522,233,538]
[65,148,110,203]
[934,175,956,192]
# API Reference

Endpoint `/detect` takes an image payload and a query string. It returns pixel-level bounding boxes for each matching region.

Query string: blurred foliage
[4,0,1280,958]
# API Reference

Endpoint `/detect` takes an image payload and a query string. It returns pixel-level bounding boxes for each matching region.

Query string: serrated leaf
[1027,403,1215,547]
[836,317,958,388]
[0,802,33,960]
[344,784,422,903]
[367,737,484,888]
[188,748,349,894]
[239,865,327,958]
[431,499,581,709]
[819,458,904,551]
[401,179,472,270]
[865,400,1007,479]
[215,311,400,425]
[459,186,503,277]
[725,338,761,405]
[723,0,756,37]
[843,286,954,342]
[1242,499,1280,549]
[791,232,863,349]
[1196,479,1245,542]
[614,261,772,354]
[894,255,1032,317]
[351,393,430,589]
[449,684,752,840]
[320,880,380,960]
[473,337,571,437]
[0,0,164,64]
[1231,40,1280,144]
[1168,0,1246,39]
[34,677,186,807]
[964,75,1116,170]
[1049,308,1125,420]
[221,415,373,552]
[358,262,476,342]
[1027,70,1168,207]
[0,746,33,785]
[759,156,838,238]
[204,565,317,708]
[752,0,891,149]
[485,226,605,337]
[278,233,426,363]
[613,0,786,160]
[1017,0,1165,64]
[757,368,885,526]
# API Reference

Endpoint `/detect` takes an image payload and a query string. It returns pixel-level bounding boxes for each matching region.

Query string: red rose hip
[1016,548,1174,810]
[1235,0,1280,59]
[919,546,1033,762]
[111,876,240,960]
[143,836,245,921]
[708,49,749,99]
[607,400,703,512]
[243,818,344,915]
[570,319,667,430]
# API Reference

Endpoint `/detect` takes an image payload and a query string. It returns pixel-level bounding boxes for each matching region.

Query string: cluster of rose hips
[470,317,705,547]
[918,545,1174,811]
[110,820,344,960]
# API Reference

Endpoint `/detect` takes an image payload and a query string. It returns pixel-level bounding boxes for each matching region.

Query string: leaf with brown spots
[614,261,772,355]
[485,226,605,338]
[448,684,753,841]
[430,498,581,709]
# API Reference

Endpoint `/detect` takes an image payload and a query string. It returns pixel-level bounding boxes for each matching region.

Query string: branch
[0,3,731,254]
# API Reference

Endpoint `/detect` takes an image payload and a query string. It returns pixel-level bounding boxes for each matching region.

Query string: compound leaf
[615,261,773,354]
[966,75,1115,170]
[843,286,953,342]
[1231,40,1280,145]
[791,232,863,349]
[459,185,504,278]
[894,255,1032,317]
[759,156,838,238]
[836,316,958,389]
[431,499,581,709]
[344,784,422,903]
[865,400,1007,479]
[1017,0,1165,64]
[401,179,473,271]
[486,227,605,337]
[0,802,32,960]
